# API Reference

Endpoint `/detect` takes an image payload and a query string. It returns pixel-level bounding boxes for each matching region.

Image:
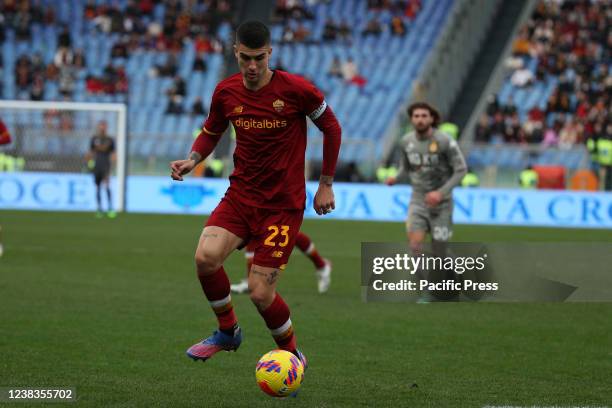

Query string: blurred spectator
[404,0,421,20]
[475,114,491,142]
[86,75,105,94]
[115,67,129,94]
[30,53,45,76]
[58,26,71,48]
[152,53,178,77]
[390,16,406,36]
[14,55,32,92]
[485,94,500,116]
[58,66,76,98]
[0,14,5,44]
[166,95,184,114]
[328,56,342,78]
[341,57,357,81]
[363,18,382,36]
[558,119,582,150]
[101,64,118,93]
[193,54,208,72]
[541,125,559,147]
[54,47,74,68]
[322,18,338,41]
[30,74,44,101]
[512,28,532,57]
[15,5,31,41]
[510,65,534,87]
[194,34,214,54]
[341,57,367,87]
[46,62,59,81]
[503,96,518,116]
[84,0,96,20]
[73,50,86,69]
[191,97,207,116]
[337,19,352,43]
[167,76,186,98]
[111,39,129,58]
[281,25,295,44]
[293,23,311,42]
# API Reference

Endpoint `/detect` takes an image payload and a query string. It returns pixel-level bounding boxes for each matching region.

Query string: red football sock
[198,266,237,331]
[295,232,326,269]
[259,293,297,352]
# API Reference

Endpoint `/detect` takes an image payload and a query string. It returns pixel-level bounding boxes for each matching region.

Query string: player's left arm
[312,104,341,215]
[302,79,341,215]
[437,137,467,197]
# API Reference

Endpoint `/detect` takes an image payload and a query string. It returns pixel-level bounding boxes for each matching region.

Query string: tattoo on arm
[202,233,218,238]
[189,151,202,163]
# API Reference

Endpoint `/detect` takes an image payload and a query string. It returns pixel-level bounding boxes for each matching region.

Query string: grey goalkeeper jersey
[397,129,467,202]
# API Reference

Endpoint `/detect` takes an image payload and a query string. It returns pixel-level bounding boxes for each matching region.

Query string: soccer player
[387,102,467,282]
[85,121,116,218]
[0,118,12,257]
[231,231,332,294]
[170,21,341,366]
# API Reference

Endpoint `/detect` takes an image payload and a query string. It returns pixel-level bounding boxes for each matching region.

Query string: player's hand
[170,159,196,181]
[314,184,335,215]
[385,176,396,186]
[425,190,443,207]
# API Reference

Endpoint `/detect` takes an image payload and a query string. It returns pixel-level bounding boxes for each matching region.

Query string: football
[255,350,304,397]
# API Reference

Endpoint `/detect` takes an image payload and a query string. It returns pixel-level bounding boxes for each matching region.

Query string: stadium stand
[468,0,610,171]
[1,0,232,166]
[268,0,453,163]
[1,0,452,173]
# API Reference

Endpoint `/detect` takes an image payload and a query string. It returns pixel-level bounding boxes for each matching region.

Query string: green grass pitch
[1,210,611,407]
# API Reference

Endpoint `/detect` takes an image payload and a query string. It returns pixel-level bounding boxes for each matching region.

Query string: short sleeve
[297,77,326,121]
[110,138,116,152]
[202,85,229,135]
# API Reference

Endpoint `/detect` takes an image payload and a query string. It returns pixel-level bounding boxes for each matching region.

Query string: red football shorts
[206,193,304,270]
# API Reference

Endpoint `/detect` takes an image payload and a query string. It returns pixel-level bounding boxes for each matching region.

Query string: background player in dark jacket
[86,121,116,218]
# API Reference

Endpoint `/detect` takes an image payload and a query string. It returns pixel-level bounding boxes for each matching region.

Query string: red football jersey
[203,70,327,210]
[0,119,12,145]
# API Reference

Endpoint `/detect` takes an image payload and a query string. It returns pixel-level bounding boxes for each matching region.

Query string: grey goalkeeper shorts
[406,199,453,241]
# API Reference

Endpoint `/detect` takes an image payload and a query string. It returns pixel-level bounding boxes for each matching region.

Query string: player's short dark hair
[407,102,440,127]
[236,20,270,48]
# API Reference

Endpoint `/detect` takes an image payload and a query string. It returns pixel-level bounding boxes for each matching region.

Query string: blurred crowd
[475,0,611,149]
[1,0,231,104]
[273,0,420,45]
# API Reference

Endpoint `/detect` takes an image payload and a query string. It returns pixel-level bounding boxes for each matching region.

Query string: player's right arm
[171,87,228,181]
[386,136,410,185]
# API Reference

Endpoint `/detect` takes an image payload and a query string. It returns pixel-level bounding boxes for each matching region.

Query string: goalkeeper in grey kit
[388,102,467,251]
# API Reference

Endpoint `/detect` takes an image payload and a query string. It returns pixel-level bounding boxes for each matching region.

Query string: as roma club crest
[429,141,438,153]
[273,99,285,112]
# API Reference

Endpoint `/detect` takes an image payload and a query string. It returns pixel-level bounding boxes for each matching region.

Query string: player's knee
[248,285,274,309]
[194,250,222,276]
[409,240,423,254]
